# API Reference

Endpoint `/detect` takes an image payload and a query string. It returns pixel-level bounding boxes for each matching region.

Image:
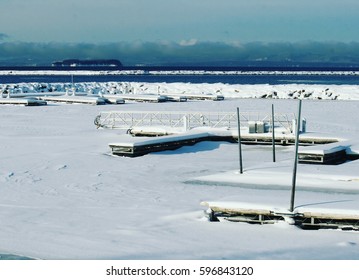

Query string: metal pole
[271,104,276,162]
[290,99,302,212]
[236,107,243,174]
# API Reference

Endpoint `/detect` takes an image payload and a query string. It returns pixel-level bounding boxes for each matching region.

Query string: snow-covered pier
[298,142,354,164]
[201,201,290,224]
[164,93,224,101]
[108,127,341,157]
[0,98,47,106]
[101,110,345,157]
[38,95,108,105]
[202,201,359,231]
[120,94,167,103]
[109,130,232,157]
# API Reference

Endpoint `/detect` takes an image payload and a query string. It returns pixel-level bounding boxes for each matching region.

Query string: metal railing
[94,111,296,132]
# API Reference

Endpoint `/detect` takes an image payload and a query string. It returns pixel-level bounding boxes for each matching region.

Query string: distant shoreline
[1,65,359,72]
[1,69,359,76]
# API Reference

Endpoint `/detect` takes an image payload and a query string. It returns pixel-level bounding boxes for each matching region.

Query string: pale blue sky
[1,0,359,43]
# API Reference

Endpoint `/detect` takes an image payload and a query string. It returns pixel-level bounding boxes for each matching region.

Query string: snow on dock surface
[201,201,359,230]
[38,95,108,105]
[109,128,233,157]
[297,141,355,164]
[0,97,47,106]
[1,95,359,260]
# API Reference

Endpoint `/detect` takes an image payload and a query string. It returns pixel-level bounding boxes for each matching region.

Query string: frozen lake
[0,97,359,259]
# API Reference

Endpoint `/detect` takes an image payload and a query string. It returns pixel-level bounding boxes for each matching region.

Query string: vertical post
[183,115,188,131]
[236,107,243,174]
[71,74,75,96]
[271,104,276,162]
[290,99,302,212]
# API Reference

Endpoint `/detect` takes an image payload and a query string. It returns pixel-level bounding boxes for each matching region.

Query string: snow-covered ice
[1,86,359,260]
[2,81,359,100]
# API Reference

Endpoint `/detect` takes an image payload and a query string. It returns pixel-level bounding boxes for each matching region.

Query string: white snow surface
[2,81,359,100]
[1,86,359,260]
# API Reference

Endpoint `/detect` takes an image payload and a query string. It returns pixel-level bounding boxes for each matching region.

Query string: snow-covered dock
[109,130,229,157]
[202,201,359,231]
[164,93,224,101]
[234,132,338,146]
[38,95,108,105]
[294,208,359,230]
[108,127,342,157]
[96,94,125,104]
[120,94,167,103]
[201,201,291,224]
[298,142,354,164]
[0,98,47,106]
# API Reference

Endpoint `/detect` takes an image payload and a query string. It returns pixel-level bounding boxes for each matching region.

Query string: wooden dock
[109,131,219,157]
[298,142,353,164]
[0,98,47,106]
[201,202,289,224]
[99,110,357,160]
[202,201,359,231]
[108,127,344,157]
[234,133,338,146]
[294,208,359,230]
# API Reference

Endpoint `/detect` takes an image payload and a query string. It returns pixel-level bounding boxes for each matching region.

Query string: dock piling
[237,107,243,174]
[290,100,302,212]
[271,104,276,162]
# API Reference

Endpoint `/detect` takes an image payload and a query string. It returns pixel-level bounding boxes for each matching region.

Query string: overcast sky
[1,0,359,66]
[1,0,359,43]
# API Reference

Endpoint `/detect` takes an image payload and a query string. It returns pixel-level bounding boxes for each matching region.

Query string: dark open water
[1,66,359,85]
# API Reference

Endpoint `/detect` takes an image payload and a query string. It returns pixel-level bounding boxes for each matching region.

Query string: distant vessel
[52,59,122,67]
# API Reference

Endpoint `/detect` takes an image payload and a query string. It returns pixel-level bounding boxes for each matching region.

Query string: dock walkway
[39,95,108,105]
[202,201,359,231]
[298,141,359,164]
[0,98,47,106]
[108,126,341,157]
[109,130,231,157]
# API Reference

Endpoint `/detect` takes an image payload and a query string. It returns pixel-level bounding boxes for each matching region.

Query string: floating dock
[109,127,341,157]
[0,98,47,106]
[97,94,125,104]
[201,201,359,231]
[165,93,224,101]
[201,202,289,224]
[109,131,224,157]
[164,95,188,102]
[39,95,107,105]
[298,141,359,164]
[99,110,357,160]
[120,94,167,103]
[234,133,338,146]
[294,208,359,230]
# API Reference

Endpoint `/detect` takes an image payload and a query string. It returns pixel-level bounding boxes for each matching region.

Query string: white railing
[94,111,296,132]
